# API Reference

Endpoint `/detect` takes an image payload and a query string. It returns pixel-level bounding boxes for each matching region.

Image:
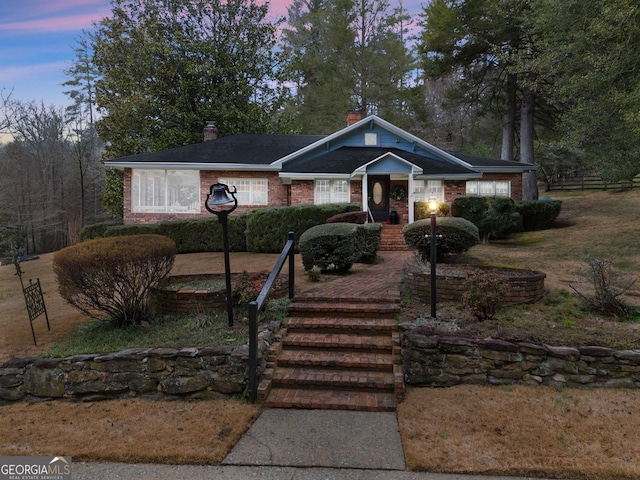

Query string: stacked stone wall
[402,327,640,389]
[0,327,275,403]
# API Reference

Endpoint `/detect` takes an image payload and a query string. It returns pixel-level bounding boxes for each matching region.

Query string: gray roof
[107,134,324,166]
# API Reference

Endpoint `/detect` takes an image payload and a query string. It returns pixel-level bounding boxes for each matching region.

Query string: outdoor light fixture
[428,198,439,318]
[205,182,238,327]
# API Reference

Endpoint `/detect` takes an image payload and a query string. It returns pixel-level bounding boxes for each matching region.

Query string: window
[315,179,350,204]
[219,178,268,205]
[414,180,444,202]
[466,181,511,197]
[132,169,200,213]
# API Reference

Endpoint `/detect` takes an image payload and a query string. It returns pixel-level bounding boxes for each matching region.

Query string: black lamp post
[205,182,238,327]
[428,198,439,318]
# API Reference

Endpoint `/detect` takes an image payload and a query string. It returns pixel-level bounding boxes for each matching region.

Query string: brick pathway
[260,251,412,411]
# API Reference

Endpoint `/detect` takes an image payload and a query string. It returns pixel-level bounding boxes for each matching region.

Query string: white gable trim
[271,115,476,170]
[353,151,423,175]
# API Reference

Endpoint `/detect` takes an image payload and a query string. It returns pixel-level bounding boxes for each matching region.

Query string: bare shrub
[462,272,511,321]
[53,235,176,327]
[570,256,636,317]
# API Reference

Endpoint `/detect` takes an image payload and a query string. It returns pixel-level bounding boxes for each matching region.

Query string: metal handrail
[247,231,295,402]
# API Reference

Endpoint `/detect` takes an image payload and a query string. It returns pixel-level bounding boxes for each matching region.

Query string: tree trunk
[501,73,517,161]
[520,87,538,200]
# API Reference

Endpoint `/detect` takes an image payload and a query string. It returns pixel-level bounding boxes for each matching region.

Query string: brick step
[283,332,394,351]
[287,302,400,318]
[291,294,401,304]
[265,387,397,411]
[271,367,394,390]
[284,317,398,333]
[277,349,396,370]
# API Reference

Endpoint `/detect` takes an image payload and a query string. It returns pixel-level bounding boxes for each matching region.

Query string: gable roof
[104,115,535,177]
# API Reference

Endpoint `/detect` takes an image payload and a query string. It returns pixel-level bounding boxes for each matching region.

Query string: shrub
[450,196,488,226]
[326,210,368,224]
[462,272,511,320]
[402,217,479,261]
[299,223,361,272]
[570,256,636,316]
[485,197,520,240]
[355,223,382,263]
[53,235,176,327]
[414,201,450,220]
[232,270,283,305]
[245,203,360,253]
[77,220,123,242]
[517,200,562,231]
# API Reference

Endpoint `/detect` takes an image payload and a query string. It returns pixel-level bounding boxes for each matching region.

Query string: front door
[367,175,390,222]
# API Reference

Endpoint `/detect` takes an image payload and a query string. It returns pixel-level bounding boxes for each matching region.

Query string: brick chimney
[346,110,363,126]
[203,121,219,141]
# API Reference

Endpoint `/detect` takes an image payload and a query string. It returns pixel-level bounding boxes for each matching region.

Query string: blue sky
[0,0,423,110]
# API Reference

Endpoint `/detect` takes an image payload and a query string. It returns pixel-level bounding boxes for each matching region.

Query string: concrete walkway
[73,408,555,480]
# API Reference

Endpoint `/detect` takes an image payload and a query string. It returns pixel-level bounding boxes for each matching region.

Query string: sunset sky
[0,0,423,110]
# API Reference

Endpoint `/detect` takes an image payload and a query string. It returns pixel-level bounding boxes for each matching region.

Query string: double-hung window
[314,179,350,204]
[132,169,200,213]
[413,180,444,203]
[218,178,268,205]
[466,181,511,197]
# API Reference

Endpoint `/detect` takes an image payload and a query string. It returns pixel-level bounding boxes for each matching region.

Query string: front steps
[379,224,406,251]
[259,297,405,411]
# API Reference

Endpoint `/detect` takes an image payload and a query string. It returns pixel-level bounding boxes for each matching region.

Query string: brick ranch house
[104,114,536,225]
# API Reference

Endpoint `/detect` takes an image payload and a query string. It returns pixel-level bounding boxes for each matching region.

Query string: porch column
[408,175,415,223]
[362,174,369,218]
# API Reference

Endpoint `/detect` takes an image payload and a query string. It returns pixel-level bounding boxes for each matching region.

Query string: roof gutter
[104,162,281,171]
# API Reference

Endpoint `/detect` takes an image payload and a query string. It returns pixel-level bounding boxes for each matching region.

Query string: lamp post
[428,198,439,319]
[205,182,238,327]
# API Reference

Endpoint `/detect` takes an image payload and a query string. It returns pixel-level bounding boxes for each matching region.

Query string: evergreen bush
[326,210,368,224]
[245,203,360,253]
[299,223,361,272]
[53,234,176,327]
[518,200,562,231]
[402,216,479,261]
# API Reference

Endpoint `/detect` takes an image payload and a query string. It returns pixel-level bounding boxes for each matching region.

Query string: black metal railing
[247,231,295,402]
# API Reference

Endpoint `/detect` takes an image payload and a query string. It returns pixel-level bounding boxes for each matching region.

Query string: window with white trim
[466,181,511,197]
[218,178,268,205]
[314,179,350,204]
[132,169,200,213]
[414,180,444,202]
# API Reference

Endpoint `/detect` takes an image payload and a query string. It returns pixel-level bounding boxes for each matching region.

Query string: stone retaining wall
[403,265,546,304]
[401,325,640,388]
[0,328,275,403]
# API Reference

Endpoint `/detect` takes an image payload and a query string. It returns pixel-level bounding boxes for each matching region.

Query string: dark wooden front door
[367,175,390,222]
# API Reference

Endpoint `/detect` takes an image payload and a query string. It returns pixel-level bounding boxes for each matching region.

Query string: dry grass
[0,398,260,464]
[399,386,640,479]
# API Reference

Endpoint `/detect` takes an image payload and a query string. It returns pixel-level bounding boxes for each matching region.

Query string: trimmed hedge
[451,196,561,239]
[53,234,176,327]
[326,210,368,224]
[245,203,360,253]
[299,223,362,272]
[402,216,479,260]
[517,200,563,231]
